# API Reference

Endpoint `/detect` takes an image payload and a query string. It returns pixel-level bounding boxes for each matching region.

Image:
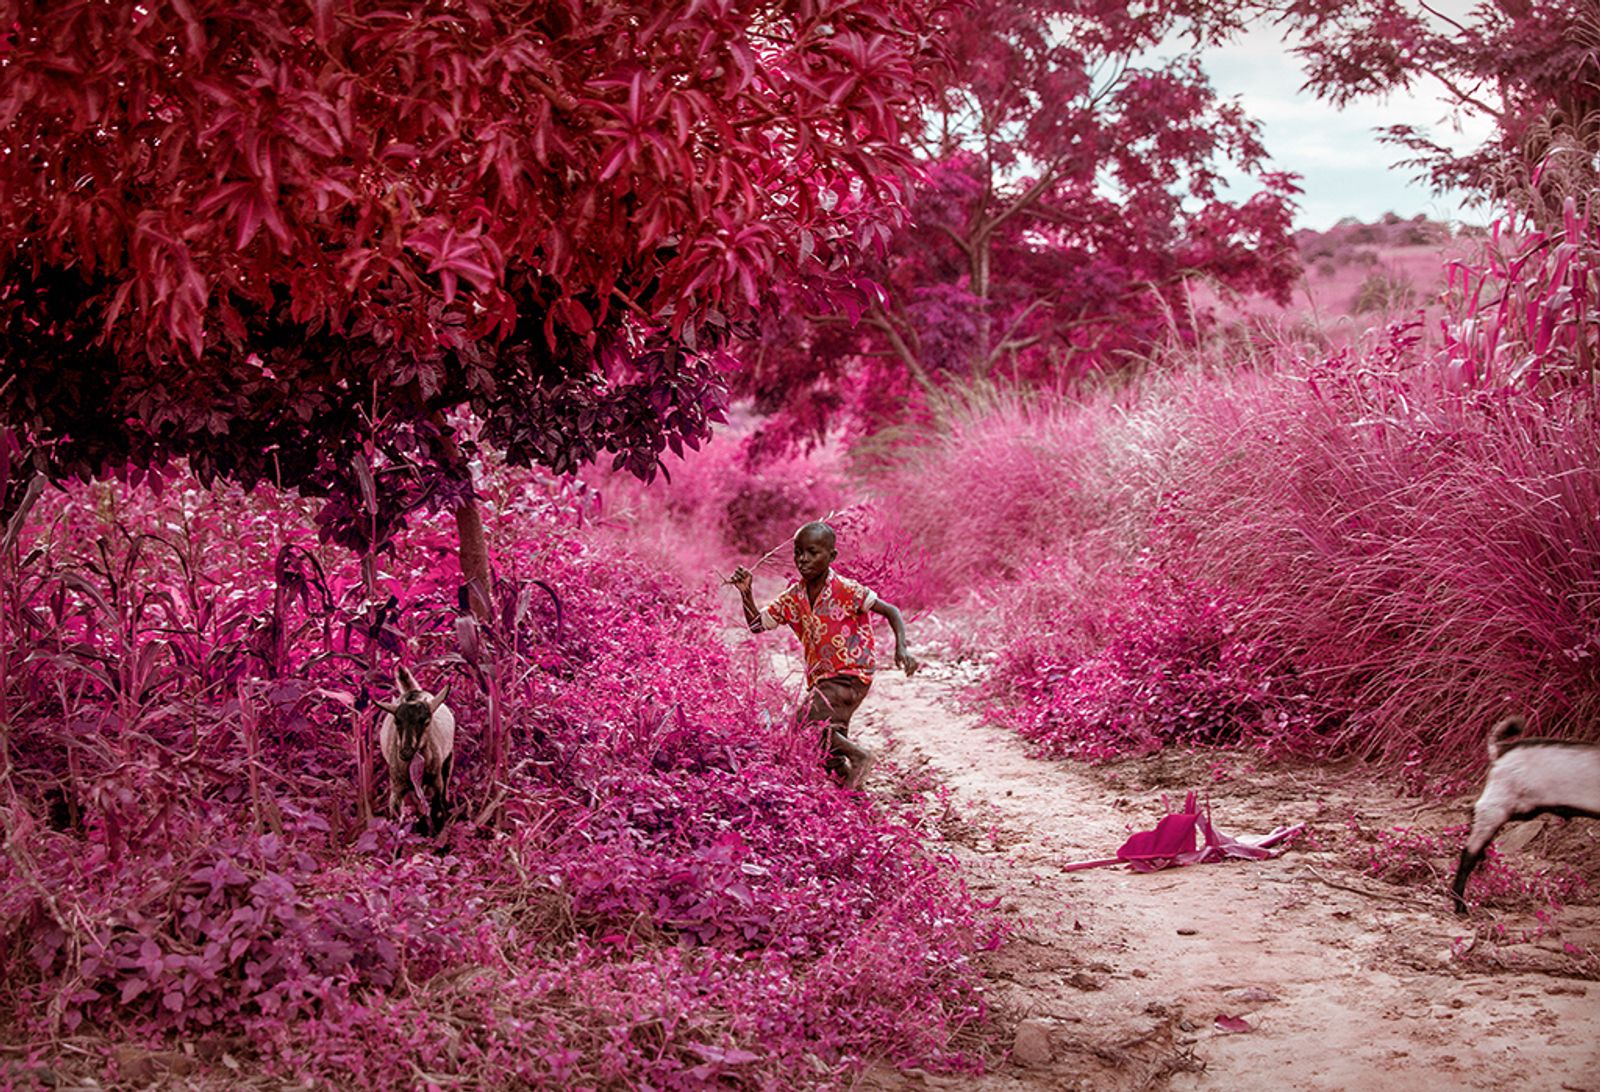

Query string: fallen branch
[1296,865,1440,911]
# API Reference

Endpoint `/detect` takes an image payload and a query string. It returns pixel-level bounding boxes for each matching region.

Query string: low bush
[0,470,995,1088]
[981,561,1325,761]
[1345,821,1589,915]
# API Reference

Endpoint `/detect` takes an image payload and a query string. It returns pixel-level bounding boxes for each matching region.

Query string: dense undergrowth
[856,198,1600,780]
[0,472,996,1088]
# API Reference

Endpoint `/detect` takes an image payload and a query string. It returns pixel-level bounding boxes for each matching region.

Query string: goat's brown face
[393,702,431,762]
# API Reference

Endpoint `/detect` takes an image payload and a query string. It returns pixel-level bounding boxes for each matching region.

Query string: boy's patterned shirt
[756,571,879,687]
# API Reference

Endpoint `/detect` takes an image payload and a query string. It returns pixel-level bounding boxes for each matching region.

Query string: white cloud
[1192,14,1497,230]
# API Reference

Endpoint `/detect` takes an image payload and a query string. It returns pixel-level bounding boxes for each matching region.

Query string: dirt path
[844,655,1600,1091]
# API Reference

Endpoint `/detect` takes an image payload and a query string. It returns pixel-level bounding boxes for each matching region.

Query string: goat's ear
[374,700,400,716]
[429,683,451,712]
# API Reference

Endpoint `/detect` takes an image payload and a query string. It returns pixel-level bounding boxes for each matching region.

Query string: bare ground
[843,653,1600,1092]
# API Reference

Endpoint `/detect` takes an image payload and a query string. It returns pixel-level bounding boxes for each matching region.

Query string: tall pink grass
[1164,327,1600,765]
[869,212,1600,775]
[854,385,1129,608]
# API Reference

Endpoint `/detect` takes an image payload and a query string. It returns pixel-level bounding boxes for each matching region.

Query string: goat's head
[375,671,451,763]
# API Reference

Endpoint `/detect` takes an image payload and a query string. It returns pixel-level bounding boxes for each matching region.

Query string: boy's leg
[808,677,875,788]
[831,728,875,789]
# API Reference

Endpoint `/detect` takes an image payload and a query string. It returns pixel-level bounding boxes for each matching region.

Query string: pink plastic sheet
[1063,791,1303,872]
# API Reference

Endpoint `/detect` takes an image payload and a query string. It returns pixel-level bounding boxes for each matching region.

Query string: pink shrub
[579,427,849,592]
[1346,821,1588,914]
[868,237,1600,775]
[982,561,1323,761]
[0,469,995,1087]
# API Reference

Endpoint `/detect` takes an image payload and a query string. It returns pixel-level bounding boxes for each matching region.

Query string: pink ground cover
[0,472,997,1088]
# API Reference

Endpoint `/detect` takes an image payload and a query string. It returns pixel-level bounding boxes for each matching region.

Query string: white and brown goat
[1451,715,1600,914]
[375,666,456,834]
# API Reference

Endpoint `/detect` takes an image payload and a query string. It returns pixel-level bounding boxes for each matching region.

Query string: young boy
[729,521,919,788]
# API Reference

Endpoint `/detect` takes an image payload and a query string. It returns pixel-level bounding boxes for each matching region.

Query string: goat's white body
[1453,724,1600,913]
[1468,747,1600,836]
[378,697,456,772]
[377,669,457,830]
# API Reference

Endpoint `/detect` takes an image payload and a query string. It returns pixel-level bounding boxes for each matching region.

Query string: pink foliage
[1348,821,1588,915]
[736,1,1303,451]
[578,428,851,592]
[1441,195,1599,391]
[982,564,1322,762]
[0,470,995,1086]
[866,223,1600,775]
[0,0,955,586]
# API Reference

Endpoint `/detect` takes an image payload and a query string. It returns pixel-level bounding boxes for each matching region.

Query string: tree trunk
[972,233,993,374]
[453,494,493,622]
[430,415,493,622]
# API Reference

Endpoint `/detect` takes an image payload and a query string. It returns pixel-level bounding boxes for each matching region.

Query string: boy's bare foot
[846,751,877,790]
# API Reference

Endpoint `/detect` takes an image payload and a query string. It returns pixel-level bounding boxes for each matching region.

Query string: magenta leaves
[982,564,1321,763]
[1345,821,1588,918]
[0,470,993,1087]
[863,292,1600,776]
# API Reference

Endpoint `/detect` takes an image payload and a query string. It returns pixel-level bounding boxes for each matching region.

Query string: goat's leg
[425,756,453,835]
[1451,809,1505,915]
[387,761,410,820]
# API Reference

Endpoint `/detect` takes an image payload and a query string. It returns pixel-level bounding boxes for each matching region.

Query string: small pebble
[1229,987,1277,1004]
[1177,927,1198,936]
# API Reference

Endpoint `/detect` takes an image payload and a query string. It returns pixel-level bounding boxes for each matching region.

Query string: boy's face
[793,528,836,580]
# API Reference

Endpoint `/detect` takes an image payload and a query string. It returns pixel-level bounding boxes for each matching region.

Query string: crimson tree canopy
[734,0,1301,452]
[0,0,944,549]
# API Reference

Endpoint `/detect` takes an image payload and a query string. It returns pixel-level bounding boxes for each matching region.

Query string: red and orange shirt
[755,571,879,687]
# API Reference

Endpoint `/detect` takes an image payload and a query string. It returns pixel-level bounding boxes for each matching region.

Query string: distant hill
[1191,213,1472,335]
[1295,212,1457,259]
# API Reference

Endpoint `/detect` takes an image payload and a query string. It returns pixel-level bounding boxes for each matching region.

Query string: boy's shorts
[806,675,871,778]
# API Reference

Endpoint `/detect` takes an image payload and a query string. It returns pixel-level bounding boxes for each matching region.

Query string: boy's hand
[895,647,920,677]
[727,566,754,593]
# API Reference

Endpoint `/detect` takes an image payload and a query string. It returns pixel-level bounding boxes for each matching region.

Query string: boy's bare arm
[869,598,920,676]
[728,566,763,632]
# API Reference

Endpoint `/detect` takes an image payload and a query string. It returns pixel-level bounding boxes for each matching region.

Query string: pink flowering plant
[0,469,995,1088]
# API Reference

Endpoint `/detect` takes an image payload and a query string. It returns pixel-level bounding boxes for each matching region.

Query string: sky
[1196,17,1497,232]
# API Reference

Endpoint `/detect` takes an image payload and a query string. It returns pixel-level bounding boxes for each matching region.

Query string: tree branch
[980,298,1050,376]
[864,306,938,397]
[935,222,975,259]
[975,159,1066,242]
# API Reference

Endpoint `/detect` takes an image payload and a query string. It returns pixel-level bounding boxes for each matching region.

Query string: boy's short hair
[795,520,836,547]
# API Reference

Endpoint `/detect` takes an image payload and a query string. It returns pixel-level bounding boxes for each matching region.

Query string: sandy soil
[839,653,1600,1091]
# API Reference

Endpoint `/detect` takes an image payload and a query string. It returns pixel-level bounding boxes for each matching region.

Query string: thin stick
[1296,865,1439,911]
[719,505,862,585]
